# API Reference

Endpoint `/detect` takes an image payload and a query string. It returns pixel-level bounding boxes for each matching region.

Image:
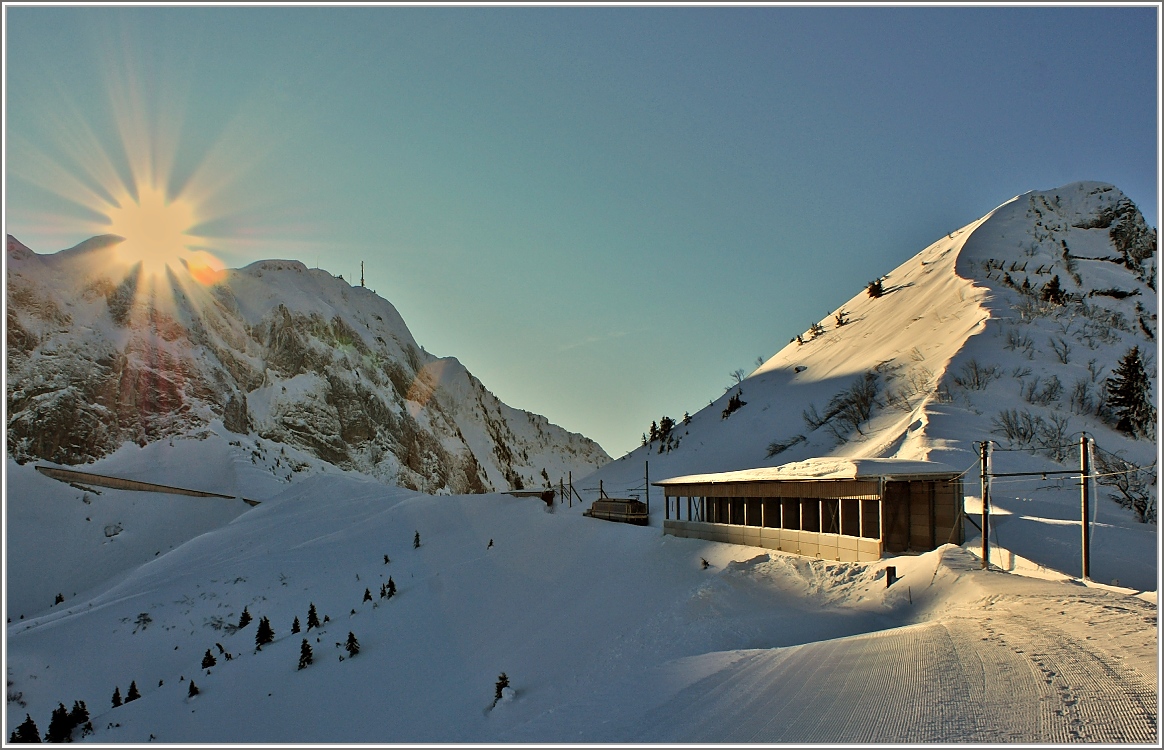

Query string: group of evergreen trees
[111,681,140,708]
[9,701,90,743]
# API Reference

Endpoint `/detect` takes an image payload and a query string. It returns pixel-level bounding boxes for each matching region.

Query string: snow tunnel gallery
[654,459,964,562]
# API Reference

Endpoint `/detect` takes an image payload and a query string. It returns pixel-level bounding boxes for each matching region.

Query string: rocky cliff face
[6,237,609,492]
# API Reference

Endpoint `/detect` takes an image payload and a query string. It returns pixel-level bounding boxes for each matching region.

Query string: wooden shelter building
[655,458,963,562]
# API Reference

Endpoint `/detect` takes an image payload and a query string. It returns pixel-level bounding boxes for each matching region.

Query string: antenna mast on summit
[360,261,365,288]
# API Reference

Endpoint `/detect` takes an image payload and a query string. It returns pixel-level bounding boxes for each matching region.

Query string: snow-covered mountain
[5,235,609,495]
[4,182,1157,744]
[591,181,1157,584]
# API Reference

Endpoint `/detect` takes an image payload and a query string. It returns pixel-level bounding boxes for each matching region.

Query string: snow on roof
[655,457,962,485]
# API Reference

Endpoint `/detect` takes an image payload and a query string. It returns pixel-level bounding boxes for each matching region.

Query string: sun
[104,184,203,275]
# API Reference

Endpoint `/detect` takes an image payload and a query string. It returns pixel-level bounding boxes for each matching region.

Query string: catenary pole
[1081,433,1091,581]
[981,441,991,570]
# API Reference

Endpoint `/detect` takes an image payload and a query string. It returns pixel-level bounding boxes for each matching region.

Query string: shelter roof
[655,457,962,486]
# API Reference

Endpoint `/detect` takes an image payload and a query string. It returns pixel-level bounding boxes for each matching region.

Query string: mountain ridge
[5,234,610,495]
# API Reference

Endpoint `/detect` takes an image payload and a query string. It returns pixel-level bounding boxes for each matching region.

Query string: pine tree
[54,593,64,605]
[111,687,122,708]
[413,531,421,549]
[1106,345,1156,438]
[867,279,884,298]
[363,588,372,603]
[648,421,659,443]
[68,701,88,731]
[202,649,217,669]
[11,714,40,743]
[1040,275,1066,305]
[683,412,691,425]
[387,577,396,598]
[298,639,314,670]
[492,672,510,707]
[658,416,675,442]
[44,703,71,742]
[291,616,301,634]
[345,631,360,657]
[383,554,390,565]
[237,606,252,629]
[188,681,199,698]
[126,681,140,702]
[255,616,275,649]
[307,603,320,631]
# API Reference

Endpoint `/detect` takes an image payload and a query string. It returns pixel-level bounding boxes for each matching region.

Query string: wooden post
[981,441,992,570]
[568,472,572,508]
[1081,433,1090,581]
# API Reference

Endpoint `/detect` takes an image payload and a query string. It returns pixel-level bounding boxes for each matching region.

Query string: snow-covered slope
[4,474,1156,743]
[588,181,1157,588]
[6,236,609,495]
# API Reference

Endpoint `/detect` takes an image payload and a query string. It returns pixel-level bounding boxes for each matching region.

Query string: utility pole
[980,441,992,570]
[645,460,650,520]
[1080,433,1091,581]
[360,261,365,288]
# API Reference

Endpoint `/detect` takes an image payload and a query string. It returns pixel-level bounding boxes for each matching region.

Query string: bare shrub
[1004,328,1036,358]
[952,359,1001,390]
[992,409,1041,445]
[991,408,1072,462]
[1087,358,1105,383]
[1049,337,1071,364]
[1022,374,1063,406]
[885,367,934,412]
[1069,378,1096,415]
[766,434,806,458]
[1094,449,1157,523]
[802,371,882,441]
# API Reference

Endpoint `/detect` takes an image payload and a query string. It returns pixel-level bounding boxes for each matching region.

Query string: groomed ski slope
[5,472,1156,743]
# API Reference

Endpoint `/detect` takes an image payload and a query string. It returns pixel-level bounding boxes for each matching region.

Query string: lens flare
[104,184,205,276]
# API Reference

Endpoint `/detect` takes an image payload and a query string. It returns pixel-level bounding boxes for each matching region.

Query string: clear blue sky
[5,5,1159,457]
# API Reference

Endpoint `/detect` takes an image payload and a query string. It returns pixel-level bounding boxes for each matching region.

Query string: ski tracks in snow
[630,594,1156,743]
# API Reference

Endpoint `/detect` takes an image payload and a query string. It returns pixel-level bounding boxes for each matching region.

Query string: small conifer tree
[363,588,372,603]
[255,616,275,649]
[68,701,88,730]
[867,278,884,298]
[188,681,199,698]
[126,681,141,702]
[298,639,314,670]
[11,714,40,743]
[1106,345,1156,438]
[44,703,71,742]
[383,554,390,565]
[237,606,252,629]
[111,687,122,708]
[387,577,396,598]
[202,649,217,669]
[413,531,421,549]
[307,603,320,631]
[54,593,64,605]
[492,672,510,708]
[291,616,301,634]
[345,631,360,657]
[1041,275,1066,305]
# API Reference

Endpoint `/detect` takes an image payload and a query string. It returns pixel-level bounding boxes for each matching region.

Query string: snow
[658,457,962,485]
[4,471,1156,743]
[4,181,1158,742]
